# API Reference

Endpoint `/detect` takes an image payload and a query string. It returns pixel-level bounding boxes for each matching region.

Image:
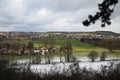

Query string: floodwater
[15,57,120,73]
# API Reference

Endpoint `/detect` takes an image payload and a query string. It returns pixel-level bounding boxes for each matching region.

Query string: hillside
[95,31,120,35]
[33,38,106,54]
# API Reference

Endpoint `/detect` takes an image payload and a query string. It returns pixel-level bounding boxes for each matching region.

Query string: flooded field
[14,57,120,74]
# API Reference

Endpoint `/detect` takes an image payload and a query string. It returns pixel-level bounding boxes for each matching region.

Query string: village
[0,31,120,55]
[0,31,120,40]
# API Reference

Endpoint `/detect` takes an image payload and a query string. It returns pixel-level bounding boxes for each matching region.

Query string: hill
[95,31,120,36]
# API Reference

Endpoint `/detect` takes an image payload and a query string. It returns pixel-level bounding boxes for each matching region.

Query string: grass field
[1,38,120,60]
[5,38,106,52]
[33,38,107,51]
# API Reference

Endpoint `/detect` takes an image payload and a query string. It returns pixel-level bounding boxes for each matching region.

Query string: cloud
[111,0,120,19]
[23,0,102,11]
[0,0,120,33]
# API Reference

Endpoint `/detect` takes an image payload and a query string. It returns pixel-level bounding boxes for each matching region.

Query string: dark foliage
[81,38,120,52]
[83,0,118,27]
[27,41,34,49]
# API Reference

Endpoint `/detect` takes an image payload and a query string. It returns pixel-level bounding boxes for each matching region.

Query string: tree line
[81,38,120,52]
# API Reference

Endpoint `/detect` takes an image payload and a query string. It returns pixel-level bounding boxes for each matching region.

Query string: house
[34,49,40,54]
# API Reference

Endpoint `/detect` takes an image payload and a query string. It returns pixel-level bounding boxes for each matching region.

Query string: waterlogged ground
[16,57,120,63]
[14,57,120,74]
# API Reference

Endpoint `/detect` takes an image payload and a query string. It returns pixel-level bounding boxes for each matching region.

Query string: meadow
[0,38,120,60]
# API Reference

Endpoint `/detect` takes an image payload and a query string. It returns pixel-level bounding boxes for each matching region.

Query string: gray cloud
[0,0,120,33]
[111,0,120,19]
[23,0,101,12]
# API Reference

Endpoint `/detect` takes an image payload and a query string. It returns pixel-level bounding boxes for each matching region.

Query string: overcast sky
[0,0,120,33]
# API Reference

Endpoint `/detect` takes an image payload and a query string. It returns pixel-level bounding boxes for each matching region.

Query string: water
[15,57,120,73]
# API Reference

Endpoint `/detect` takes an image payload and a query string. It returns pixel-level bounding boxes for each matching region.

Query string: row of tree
[81,38,120,52]
[88,51,107,62]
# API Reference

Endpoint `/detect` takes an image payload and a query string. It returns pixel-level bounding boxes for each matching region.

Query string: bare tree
[59,46,66,63]
[63,43,73,62]
[27,41,34,54]
[100,52,107,61]
[88,51,98,62]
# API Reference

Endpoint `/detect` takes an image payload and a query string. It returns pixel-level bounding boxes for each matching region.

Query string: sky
[0,0,120,33]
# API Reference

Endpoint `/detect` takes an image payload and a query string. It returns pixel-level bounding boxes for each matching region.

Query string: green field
[1,38,120,60]
[33,38,108,53]
[5,38,106,52]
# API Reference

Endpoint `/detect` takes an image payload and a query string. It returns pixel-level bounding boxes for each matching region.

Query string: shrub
[88,51,98,62]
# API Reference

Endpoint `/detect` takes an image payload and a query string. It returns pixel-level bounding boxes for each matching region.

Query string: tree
[102,39,120,52]
[47,47,55,64]
[88,51,98,62]
[40,38,49,47]
[59,42,73,62]
[83,0,118,27]
[44,50,50,64]
[59,45,66,62]
[63,43,73,62]
[27,41,34,49]
[27,41,34,54]
[100,52,107,61]
[20,44,26,54]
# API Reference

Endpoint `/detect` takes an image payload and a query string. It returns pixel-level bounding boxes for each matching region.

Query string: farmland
[0,32,120,80]
[0,31,120,61]
[1,38,120,60]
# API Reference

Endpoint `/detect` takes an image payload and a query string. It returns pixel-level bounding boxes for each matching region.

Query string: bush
[88,51,98,62]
